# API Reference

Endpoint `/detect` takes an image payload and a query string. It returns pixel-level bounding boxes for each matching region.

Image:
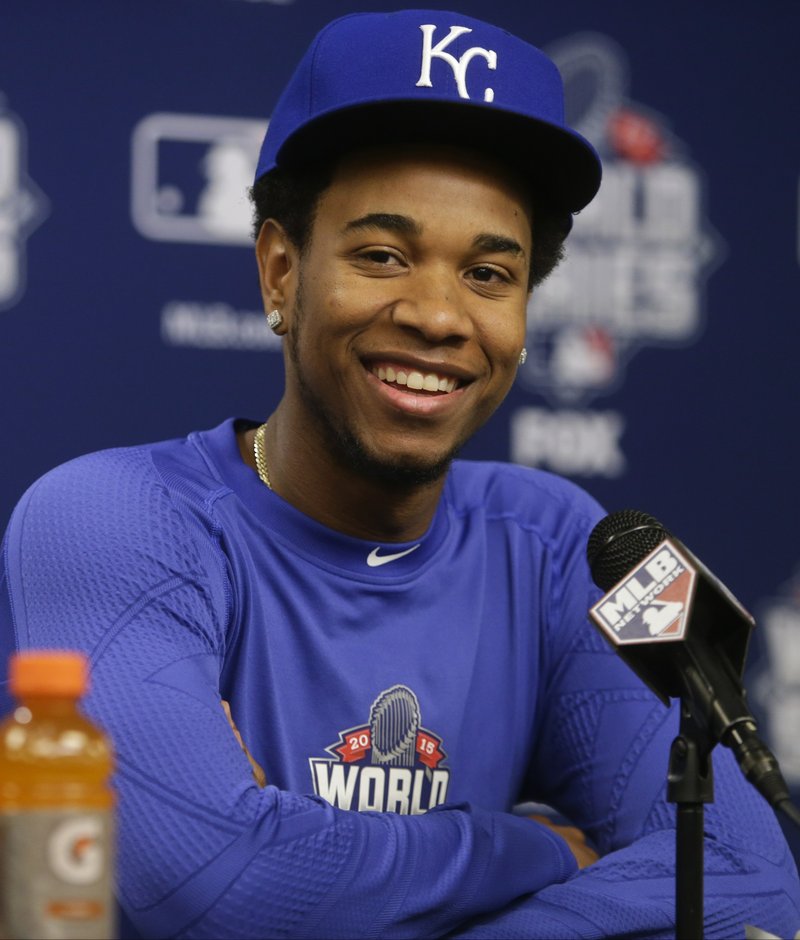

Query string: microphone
[586,509,797,820]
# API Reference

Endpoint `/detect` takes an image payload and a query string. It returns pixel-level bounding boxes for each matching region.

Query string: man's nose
[390,271,474,343]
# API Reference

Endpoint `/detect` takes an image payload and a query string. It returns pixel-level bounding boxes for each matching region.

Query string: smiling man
[245,145,535,537]
[2,9,799,940]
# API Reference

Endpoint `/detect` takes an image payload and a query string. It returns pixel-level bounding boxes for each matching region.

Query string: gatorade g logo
[416,25,497,101]
[47,816,104,885]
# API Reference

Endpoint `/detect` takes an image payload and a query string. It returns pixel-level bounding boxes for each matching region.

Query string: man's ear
[255,219,297,333]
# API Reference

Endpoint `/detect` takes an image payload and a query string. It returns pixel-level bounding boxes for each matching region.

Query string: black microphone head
[587,509,671,591]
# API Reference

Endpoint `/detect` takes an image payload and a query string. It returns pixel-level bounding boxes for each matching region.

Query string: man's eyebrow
[342,213,422,236]
[341,216,526,260]
[472,233,526,259]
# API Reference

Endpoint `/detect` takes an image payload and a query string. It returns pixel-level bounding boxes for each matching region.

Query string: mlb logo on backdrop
[130,113,266,246]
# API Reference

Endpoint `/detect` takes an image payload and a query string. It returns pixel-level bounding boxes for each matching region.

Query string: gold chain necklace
[253,422,272,490]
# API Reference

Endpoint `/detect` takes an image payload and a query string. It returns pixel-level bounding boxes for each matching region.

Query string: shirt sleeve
[0,449,578,940]
[457,509,800,939]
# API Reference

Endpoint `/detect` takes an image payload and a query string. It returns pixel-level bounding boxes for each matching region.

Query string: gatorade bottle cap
[9,650,89,697]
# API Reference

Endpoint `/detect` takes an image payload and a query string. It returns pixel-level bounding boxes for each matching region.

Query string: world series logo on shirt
[309,685,451,813]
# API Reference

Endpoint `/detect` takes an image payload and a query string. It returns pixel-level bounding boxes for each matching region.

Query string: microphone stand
[667,701,715,940]
[586,514,800,935]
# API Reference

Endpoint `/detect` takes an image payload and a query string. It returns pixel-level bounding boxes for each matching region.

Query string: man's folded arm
[483,540,800,940]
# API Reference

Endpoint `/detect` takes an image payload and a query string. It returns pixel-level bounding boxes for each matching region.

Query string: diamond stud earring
[518,348,528,366]
[266,309,283,332]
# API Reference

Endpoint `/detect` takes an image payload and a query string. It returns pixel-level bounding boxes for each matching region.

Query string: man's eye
[470,265,507,283]
[360,250,399,265]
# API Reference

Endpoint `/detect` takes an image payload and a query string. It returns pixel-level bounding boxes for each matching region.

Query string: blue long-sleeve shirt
[2,418,798,938]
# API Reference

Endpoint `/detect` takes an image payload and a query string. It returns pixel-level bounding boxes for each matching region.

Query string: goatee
[286,279,460,488]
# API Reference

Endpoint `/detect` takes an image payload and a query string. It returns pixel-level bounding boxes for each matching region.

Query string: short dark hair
[250,163,334,258]
[249,160,570,290]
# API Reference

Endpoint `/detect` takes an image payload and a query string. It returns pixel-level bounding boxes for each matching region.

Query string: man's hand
[221,699,267,788]
[530,813,599,869]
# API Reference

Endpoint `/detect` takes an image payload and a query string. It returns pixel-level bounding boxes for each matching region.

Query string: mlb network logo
[590,541,696,646]
[130,112,266,246]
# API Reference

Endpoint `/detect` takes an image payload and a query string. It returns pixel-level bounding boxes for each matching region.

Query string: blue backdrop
[3,0,799,861]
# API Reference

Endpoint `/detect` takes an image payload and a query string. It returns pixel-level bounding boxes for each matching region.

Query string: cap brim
[273,99,601,215]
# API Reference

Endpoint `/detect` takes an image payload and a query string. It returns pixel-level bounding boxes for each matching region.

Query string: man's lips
[366,360,464,396]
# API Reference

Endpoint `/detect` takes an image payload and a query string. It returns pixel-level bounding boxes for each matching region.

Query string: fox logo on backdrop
[0,98,48,313]
[309,685,451,814]
[512,34,722,478]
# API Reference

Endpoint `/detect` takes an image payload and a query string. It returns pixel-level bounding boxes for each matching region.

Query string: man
[1,10,798,939]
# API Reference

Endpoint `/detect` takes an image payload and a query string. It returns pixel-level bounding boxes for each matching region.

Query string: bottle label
[0,808,115,939]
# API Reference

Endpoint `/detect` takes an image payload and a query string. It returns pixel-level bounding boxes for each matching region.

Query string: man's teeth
[374,366,457,393]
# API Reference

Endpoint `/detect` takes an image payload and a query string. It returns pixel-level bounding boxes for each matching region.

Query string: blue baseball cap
[255,10,602,216]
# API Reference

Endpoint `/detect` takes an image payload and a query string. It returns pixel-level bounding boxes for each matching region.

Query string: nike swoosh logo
[367,544,421,567]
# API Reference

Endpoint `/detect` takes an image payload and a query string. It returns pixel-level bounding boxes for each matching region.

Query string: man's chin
[338,435,459,488]
[367,459,451,487]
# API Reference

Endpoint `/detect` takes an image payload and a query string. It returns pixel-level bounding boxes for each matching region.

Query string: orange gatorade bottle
[0,650,115,939]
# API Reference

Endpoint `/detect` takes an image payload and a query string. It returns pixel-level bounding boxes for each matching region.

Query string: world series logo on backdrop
[309,685,451,814]
[512,34,723,479]
[0,97,48,314]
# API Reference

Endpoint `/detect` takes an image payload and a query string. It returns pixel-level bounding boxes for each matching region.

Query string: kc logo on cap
[416,25,497,102]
